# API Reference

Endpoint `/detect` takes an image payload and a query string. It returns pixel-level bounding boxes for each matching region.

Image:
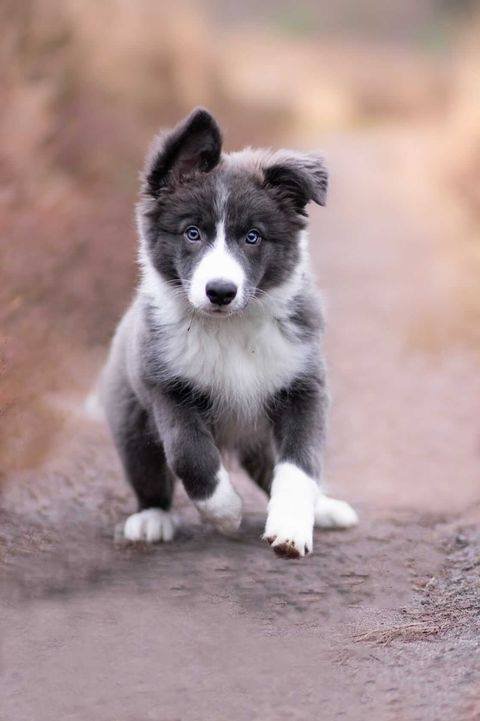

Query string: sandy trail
[2,130,480,721]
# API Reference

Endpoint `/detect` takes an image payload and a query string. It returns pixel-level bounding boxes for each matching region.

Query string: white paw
[262,462,318,558]
[124,508,177,543]
[263,509,314,558]
[196,466,242,536]
[314,496,358,529]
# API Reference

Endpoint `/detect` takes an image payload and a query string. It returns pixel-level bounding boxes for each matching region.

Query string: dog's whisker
[187,308,196,332]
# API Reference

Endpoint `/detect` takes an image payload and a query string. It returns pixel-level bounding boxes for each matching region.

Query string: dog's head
[137,108,328,316]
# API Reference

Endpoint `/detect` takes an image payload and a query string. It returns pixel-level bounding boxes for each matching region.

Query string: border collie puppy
[100,108,358,558]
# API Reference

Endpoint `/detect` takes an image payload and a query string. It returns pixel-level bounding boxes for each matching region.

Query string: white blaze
[188,221,245,310]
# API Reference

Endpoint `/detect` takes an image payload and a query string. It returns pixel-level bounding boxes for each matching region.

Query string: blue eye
[245,229,261,245]
[185,225,201,242]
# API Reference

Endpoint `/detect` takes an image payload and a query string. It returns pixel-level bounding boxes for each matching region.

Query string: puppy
[100,108,357,558]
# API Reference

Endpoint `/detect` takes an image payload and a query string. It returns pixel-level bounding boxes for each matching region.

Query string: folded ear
[263,152,328,213]
[143,107,222,197]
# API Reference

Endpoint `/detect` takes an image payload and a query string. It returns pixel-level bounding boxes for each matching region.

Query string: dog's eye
[184,225,201,242]
[245,229,261,245]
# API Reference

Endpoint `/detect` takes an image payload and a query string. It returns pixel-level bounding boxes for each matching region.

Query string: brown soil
[2,130,480,721]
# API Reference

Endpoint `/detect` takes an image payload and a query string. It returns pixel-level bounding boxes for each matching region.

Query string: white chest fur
[157,309,309,415]
[139,244,315,417]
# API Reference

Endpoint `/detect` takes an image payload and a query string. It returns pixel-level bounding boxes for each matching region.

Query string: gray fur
[100,108,329,513]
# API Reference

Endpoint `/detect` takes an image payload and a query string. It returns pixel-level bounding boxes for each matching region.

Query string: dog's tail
[84,389,105,422]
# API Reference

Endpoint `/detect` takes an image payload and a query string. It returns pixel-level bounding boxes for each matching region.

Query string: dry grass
[354,621,446,645]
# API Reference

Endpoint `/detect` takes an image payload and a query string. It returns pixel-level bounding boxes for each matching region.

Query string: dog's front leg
[153,391,242,535]
[264,374,357,558]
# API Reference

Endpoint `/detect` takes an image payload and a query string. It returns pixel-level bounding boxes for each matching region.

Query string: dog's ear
[143,108,222,197]
[263,152,328,213]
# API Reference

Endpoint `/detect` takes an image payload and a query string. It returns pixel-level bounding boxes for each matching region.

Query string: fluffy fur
[99,108,357,558]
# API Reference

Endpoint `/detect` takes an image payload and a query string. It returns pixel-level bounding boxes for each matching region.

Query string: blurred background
[1,0,479,506]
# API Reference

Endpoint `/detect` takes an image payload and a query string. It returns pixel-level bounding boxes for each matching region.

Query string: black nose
[205,280,237,306]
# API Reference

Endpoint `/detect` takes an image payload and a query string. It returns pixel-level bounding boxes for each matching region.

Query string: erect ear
[143,107,222,197]
[263,152,328,213]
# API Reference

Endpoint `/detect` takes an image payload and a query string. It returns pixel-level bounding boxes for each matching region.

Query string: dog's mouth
[187,290,254,318]
[195,304,244,319]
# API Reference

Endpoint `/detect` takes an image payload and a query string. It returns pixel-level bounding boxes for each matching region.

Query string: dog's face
[138,108,328,316]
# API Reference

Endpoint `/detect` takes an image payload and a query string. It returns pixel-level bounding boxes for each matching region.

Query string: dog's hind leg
[104,382,177,543]
[239,440,275,496]
[314,495,358,529]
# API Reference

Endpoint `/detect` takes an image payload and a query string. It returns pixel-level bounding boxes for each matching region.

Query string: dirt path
[2,130,480,721]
